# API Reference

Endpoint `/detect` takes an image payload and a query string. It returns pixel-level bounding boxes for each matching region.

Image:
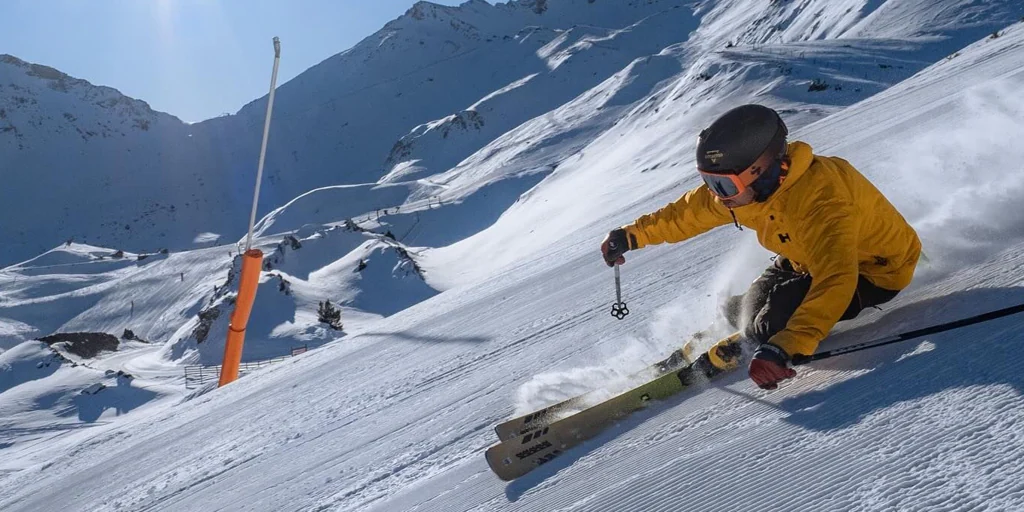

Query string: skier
[601,104,921,390]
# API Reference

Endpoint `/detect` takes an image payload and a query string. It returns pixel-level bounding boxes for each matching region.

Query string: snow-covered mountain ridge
[0,0,692,267]
[0,53,238,267]
[0,54,165,138]
[5,0,1018,269]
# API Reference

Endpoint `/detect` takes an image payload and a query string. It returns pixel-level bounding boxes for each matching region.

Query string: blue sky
[2,0,469,123]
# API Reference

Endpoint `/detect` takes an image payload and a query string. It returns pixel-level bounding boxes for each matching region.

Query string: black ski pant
[729,258,901,347]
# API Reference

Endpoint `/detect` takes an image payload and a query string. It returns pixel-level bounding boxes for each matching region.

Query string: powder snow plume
[888,80,1024,282]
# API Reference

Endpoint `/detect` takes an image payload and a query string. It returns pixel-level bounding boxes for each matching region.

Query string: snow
[1,1,1024,511]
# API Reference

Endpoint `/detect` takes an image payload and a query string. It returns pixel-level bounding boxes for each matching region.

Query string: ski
[485,355,734,481]
[492,347,689,441]
[493,331,733,441]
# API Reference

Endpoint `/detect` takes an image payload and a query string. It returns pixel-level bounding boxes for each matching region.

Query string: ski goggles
[698,156,784,200]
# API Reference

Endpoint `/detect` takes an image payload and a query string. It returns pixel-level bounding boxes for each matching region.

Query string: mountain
[0,0,687,268]
[1,1,1024,511]
[1,0,1016,268]
[0,55,242,266]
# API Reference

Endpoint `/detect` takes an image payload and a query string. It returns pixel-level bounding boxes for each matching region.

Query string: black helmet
[696,104,788,201]
[697,104,787,173]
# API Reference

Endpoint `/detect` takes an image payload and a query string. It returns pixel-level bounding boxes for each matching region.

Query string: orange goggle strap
[699,157,789,200]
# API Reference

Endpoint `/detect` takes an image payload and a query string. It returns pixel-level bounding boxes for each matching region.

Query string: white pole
[245,37,282,251]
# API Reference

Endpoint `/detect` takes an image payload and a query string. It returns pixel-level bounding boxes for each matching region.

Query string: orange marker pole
[219,37,281,387]
[219,249,263,385]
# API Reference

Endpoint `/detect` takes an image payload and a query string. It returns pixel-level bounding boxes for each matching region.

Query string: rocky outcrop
[38,332,119,358]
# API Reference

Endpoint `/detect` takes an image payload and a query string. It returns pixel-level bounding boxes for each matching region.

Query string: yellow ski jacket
[624,141,921,356]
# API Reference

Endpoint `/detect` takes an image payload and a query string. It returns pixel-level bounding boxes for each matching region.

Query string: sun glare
[155,0,176,42]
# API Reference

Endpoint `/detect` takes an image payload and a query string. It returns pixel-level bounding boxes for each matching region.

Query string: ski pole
[610,265,629,320]
[791,302,1024,366]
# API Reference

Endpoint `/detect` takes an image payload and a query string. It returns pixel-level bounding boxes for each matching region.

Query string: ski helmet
[696,104,788,202]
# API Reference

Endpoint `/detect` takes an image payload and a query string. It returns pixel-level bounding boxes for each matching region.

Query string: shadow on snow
[778,286,1024,432]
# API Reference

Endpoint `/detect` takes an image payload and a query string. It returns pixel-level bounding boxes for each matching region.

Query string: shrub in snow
[317,300,343,331]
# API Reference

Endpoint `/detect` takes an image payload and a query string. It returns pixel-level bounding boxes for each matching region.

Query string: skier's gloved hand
[601,228,632,267]
[748,343,797,390]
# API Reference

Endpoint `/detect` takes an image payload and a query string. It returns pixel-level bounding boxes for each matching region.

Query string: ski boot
[655,331,713,373]
[691,332,748,379]
[672,330,713,367]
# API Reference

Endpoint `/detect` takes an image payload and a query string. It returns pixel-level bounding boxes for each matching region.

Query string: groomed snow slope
[1,12,1023,512]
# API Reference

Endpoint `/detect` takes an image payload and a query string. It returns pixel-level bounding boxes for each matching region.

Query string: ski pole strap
[791,302,1024,366]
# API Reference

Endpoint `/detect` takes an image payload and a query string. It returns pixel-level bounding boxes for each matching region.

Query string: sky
[1,0,470,123]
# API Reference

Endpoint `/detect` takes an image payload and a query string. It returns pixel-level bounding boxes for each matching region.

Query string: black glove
[748,343,796,390]
[601,228,632,267]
